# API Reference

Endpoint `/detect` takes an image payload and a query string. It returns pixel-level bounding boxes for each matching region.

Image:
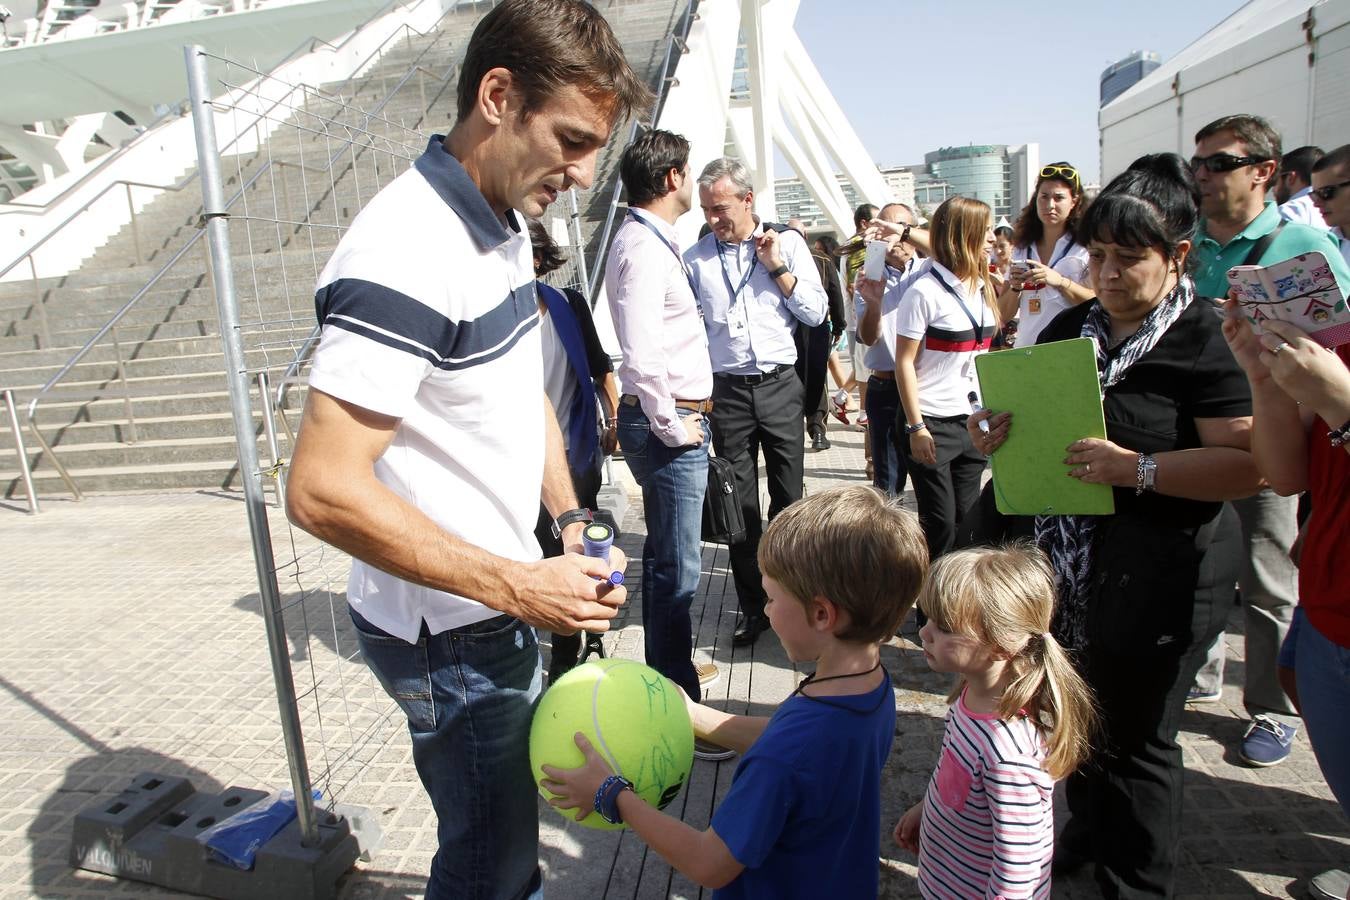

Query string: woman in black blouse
[967,154,1263,897]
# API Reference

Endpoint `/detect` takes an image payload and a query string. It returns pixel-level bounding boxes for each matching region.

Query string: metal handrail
[1,11,439,283]
[21,18,457,503]
[585,0,699,300]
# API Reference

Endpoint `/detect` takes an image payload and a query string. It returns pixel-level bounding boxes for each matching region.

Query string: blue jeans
[617,402,709,701]
[864,376,904,496]
[351,609,544,900]
[1295,615,1350,817]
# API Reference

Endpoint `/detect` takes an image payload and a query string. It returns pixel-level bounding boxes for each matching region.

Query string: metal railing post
[28,256,52,349]
[111,325,138,444]
[126,182,144,265]
[256,371,286,509]
[3,390,40,514]
[186,43,320,848]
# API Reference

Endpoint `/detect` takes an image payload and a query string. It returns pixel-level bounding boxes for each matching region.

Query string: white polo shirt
[1013,233,1090,348]
[895,262,997,418]
[308,136,543,642]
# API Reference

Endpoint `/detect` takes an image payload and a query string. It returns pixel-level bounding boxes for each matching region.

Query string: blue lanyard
[929,270,988,342]
[627,211,697,296]
[1032,237,1073,270]
[716,239,759,307]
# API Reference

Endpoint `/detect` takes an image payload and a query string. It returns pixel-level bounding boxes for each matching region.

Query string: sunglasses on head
[1188,153,1270,173]
[1040,164,1080,185]
[1312,179,1350,202]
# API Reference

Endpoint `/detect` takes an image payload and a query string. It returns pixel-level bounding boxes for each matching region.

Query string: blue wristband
[593,774,633,825]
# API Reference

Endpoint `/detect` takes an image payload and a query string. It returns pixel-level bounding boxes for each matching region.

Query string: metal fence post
[185,43,321,848]
[3,389,40,514]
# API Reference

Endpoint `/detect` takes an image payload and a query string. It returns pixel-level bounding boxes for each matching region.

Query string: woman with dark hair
[997,161,1094,348]
[893,196,1000,561]
[969,154,1262,897]
[527,220,619,683]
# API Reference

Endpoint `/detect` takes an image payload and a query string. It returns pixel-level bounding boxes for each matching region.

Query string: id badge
[1028,296,1042,314]
[727,305,748,337]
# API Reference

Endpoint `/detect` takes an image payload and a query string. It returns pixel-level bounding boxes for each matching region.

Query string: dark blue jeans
[616,402,709,701]
[864,375,905,496]
[350,609,544,900]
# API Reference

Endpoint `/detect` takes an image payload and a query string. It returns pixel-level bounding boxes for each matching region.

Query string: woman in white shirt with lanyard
[894,196,1001,561]
[998,161,1094,348]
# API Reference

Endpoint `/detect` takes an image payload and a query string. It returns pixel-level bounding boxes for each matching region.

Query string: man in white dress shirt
[685,157,827,646]
[1275,145,1329,229]
[605,130,726,736]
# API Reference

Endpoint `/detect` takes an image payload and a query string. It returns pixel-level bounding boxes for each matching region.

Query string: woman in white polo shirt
[895,196,1001,561]
[998,161,1094,348]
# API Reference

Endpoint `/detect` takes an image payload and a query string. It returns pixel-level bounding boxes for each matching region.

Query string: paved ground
[3,413,1347,899]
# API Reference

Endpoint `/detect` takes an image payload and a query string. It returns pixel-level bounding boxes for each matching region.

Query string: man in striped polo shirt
[285,2,650,897]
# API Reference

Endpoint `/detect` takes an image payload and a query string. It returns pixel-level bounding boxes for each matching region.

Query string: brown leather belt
[869,369,895,381]
[621,394,714,413]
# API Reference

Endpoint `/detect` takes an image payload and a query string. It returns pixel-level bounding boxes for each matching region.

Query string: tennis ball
[531,659,694,830]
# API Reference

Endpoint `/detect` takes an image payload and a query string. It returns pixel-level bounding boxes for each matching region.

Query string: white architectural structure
[656,0,896,247]
[1100,0,1350,180]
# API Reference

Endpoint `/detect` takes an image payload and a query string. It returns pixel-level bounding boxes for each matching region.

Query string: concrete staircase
[1,0,689,497]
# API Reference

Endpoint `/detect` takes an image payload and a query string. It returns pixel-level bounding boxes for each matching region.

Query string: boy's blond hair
[758,486,928,643]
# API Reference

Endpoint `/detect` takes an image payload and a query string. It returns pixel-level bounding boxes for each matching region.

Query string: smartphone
[1009,259,1032,279]
[863,240,887,282]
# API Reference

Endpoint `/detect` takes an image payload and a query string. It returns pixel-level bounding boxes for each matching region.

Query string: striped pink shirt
[917,689,1054,899]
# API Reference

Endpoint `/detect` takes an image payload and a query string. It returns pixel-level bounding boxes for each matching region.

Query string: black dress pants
[710,366,805,619]
[900,414,985,561]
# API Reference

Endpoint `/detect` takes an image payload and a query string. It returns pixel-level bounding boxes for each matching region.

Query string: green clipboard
[974,337,1115,516]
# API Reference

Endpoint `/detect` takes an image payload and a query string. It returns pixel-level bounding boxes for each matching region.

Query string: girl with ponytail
[894,544,1097,898]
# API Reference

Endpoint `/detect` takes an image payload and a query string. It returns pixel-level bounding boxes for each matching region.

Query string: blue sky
[790,0,1245,185]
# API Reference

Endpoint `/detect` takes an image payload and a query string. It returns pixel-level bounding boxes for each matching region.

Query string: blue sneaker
[1187,684,1222,704]
[1239,714,1297,767]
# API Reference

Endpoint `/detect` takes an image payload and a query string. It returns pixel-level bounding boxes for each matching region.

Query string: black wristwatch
[551,507,593,539]
[768,264,789,279]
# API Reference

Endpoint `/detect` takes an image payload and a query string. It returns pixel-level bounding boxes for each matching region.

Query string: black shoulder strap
[1242,220,1286,267]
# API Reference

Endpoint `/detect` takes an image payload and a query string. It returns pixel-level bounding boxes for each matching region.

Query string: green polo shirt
[1193,201,1350,300]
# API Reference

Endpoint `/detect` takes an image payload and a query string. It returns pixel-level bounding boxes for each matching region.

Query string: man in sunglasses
[1310,144,1350,268]
[1189,114,1350,770]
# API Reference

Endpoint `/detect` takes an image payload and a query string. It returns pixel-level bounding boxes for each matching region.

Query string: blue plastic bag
[198,789,322,870]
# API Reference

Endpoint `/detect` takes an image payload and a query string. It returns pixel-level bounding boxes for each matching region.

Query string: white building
[1099,0,1350,181]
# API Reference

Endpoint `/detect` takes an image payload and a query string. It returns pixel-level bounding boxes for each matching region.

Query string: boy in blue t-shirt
[541,485,929,897]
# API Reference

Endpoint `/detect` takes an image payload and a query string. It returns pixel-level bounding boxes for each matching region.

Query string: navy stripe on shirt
[316,278,539,371]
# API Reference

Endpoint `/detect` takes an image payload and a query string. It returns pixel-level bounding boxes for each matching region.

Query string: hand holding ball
[532,659,694,830]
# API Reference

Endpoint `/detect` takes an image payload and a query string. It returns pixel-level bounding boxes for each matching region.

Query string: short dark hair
[1313,143,1350,174]
[1076,153,1200,264]
[528,219,566,277]
[456,0,653,124]
[1280,146,1324,183]
[853,203,878,229]
[619,129,690,206]
[814,234,840,256]
[1195,114,1281,164]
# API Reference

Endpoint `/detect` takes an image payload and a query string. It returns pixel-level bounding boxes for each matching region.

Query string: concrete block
[69,771,361,900]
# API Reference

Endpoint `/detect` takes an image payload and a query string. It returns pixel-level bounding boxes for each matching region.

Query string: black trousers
[710,366,806,618]
[1063,507,1239,898]
[796,321,832,437]
[900,414,985,561]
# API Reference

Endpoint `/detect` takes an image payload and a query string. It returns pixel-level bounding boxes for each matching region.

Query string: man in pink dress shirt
[606,130,729,759]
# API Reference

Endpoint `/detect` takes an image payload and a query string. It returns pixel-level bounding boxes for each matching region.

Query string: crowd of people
[281,0,1350,897]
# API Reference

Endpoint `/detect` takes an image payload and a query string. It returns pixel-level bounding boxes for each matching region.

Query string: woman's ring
[1085,462,1092,474]
[1272,341,1289,355]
